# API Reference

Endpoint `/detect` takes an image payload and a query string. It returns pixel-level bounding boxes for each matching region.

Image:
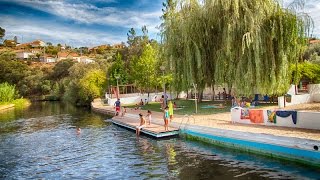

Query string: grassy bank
[0,98,31,111]
[126,99,277,115]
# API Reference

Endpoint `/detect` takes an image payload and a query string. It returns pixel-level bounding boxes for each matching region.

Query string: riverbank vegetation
[0,25,165,106]
[0,82,30,110]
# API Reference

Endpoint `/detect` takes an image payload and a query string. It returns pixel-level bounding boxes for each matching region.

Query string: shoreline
[0,104,15,111]
[91,99,320,167]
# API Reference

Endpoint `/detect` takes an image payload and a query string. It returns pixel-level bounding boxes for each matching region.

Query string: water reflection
[0,102,319,179]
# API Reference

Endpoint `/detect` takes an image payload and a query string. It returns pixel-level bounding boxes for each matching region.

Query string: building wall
[278,84,320,107]
[231,107,320,130]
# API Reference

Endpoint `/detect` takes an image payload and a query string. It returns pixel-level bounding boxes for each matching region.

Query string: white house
[57,51,80,61]
[40,55,57,63]
[79,56,94,64]
[14,50,34,59]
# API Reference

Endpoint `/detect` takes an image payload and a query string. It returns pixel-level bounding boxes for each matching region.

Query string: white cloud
[0,16,125,47]
[3,0,162,33]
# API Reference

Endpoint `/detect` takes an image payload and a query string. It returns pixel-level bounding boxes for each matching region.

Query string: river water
[0,102,319,179]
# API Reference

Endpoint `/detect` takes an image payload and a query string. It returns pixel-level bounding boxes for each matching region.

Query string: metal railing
[179,114,195,129]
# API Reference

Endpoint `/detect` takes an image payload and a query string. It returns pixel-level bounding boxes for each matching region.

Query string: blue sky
[0,0,319,47]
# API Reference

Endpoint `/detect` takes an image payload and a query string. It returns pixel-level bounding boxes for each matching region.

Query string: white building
[14,50,34,59]
[79,56,94,64]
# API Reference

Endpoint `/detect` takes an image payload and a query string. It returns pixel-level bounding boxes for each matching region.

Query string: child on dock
[146,110,152,125]
[136,113,146,136]
[121,106,127,117]
[163,106,169,131]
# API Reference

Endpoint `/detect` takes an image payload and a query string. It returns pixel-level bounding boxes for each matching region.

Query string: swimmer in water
[76,127,81,134]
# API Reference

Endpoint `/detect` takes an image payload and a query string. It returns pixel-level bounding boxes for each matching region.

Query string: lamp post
[160,65,166,108]
[115,75,120,99]
[193,83,198,114]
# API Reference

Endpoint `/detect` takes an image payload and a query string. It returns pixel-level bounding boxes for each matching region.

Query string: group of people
[136,110,152,136]
[113,98,174,136]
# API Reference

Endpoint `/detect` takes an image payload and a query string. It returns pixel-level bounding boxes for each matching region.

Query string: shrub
[0,82,16,103]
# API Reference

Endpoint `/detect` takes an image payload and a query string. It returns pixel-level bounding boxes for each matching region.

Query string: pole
[116,78,119,99]
[194,83,198,114]
[163,71,166,107]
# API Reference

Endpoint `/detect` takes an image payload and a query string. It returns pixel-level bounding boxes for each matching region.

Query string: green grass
[12,98,31,109]
[0,98,30,110]
[125,99,277,115]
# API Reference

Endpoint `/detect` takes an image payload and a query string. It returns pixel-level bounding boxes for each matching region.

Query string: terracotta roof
[13,49,32,53]
[309,39,320,44]
[16,40,45,49]
[58,51,79,58]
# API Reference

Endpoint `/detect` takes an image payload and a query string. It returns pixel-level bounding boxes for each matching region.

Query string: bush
[0,82,16,103]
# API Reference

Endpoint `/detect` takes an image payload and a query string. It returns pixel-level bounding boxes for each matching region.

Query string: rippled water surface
[0,102,319,179]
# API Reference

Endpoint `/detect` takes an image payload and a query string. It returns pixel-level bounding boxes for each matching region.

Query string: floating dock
[111,116,179,138]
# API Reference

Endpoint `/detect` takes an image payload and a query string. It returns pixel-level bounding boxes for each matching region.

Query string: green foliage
[291,62,320,84]
[12,98,30,109]
[0,26,5,40]
[78,70,107,104]
[0,82,16,103]
[0,54,29,85]
[0,50,16,61]
[161,0,309,96]
[108,53,128,86]
[303,43,320,61]
[17,70,51,96]
[63,62,107,106]
[130,44,157,91]
[51,59,75,81]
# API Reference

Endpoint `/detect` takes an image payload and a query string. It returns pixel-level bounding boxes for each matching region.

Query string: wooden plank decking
[111,115,179,138]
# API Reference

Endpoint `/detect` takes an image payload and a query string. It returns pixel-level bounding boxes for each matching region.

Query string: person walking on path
[168,100,174,122]
[114,98,121,116]
[163,106,169,131]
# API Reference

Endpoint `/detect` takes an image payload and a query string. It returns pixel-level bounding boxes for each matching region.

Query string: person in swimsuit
[146,110,152,125]
[136,113,146,136]
[163,106,169,131]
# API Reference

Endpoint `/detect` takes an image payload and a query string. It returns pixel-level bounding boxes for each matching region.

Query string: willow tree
[161,0,311,97]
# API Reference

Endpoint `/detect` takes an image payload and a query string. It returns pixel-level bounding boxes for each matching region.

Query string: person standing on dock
[163,106,169,131]
[146,110,152,125]
[168,100,174,122]
[136,113,146,136]
[114,98,121,116]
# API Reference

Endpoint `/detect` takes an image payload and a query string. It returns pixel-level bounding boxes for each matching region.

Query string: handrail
[179,114,189,129]
[179,114,196,130]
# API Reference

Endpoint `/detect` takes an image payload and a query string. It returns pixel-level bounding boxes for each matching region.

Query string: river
[0,102,319,179]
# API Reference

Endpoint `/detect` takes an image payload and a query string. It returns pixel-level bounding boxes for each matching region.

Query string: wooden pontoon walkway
[111,115,179,138]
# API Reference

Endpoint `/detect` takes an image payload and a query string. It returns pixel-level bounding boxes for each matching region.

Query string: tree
[51,59,75,81]
[127,28,137,46]
[131,44,157,93]
[78,70,107,105]
[108,53,128,86]
[13,36,18,43]
[161,0,310,98]
[0,27,5,40]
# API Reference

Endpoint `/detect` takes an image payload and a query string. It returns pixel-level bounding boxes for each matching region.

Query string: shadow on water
[0,102,319,179]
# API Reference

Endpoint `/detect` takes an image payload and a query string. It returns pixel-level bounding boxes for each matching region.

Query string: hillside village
[1,38,125,64]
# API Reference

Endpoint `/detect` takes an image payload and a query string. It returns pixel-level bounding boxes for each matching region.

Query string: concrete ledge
[177,124,320,167]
